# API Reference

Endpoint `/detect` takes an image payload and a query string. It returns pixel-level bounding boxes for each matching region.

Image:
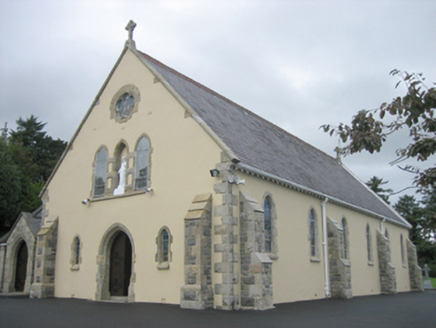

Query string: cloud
[1,0,435,200]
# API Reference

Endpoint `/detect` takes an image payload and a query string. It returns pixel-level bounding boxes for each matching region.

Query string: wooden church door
[109,232,132,297]
[14,242,28,292]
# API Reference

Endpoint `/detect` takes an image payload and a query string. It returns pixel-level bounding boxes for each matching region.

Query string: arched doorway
[109,231,132,297]
[14,241,28,292]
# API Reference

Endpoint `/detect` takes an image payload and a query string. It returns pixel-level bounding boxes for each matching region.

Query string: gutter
[236,162,410,229]
[321,198,330,297]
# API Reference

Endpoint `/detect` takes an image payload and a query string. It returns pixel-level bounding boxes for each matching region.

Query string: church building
[0,21,423,310]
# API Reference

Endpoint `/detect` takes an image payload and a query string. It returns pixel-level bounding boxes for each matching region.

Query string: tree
[10,115,67,182]
[321,70,436,191]
[394,194,424,242]
[0,115,67,234]
[394,193,436,276]
[0,137,21,234]
[420,187,436,240]
[366,176,393,204]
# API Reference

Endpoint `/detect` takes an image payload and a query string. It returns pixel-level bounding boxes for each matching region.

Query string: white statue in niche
[114,157,127,196]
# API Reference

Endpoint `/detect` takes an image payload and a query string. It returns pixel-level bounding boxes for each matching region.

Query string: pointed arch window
[366,224,373,263]
[93,147,107,197]
[264,197,272,253]
[309,208,318,258]
[135,136,150,190]
[70,236,82,270]
[341,218,348,259]
[156,227,172,270]
[400,235,405,266]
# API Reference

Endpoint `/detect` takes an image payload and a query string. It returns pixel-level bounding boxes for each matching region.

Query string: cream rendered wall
[234,171,412,304]
[44,49,222,304]
[236,172,327,304]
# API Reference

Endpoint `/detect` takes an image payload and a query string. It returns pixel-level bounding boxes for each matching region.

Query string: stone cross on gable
[125,20,137,48]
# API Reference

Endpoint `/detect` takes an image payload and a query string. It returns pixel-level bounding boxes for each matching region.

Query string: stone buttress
[376,230,396,294]
[406,238,423,292]
[239,192,273,310]
[180,194,213,309]
[327,218,352,299]
[30,218,58,298]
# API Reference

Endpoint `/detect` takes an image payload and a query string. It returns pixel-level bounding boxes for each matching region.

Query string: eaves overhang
[236,162,412,229]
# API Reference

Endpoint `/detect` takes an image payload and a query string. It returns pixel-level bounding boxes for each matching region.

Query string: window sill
[92,189,148,202]
[367,261,374,266]
[402,264,407,268]
[310,257,321,263]
[157,262,170,270]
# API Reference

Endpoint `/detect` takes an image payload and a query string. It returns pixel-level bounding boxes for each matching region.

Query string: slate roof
[139,51,409,227]
[0,207,42,243]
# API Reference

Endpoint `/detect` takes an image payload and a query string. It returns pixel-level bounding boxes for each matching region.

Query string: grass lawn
[424,277,436,288]
[430,277,436,287]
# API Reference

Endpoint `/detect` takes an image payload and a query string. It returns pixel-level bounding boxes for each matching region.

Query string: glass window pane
[310,210,316,257]
[162,230,169,262]
[94,148,107,197]
[264,197,272,253]
[135,137,149,190]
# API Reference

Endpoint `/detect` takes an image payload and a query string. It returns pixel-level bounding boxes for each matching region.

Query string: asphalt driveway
[1,291,435,328]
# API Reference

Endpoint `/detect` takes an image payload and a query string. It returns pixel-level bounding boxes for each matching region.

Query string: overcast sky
[1,0,435,203]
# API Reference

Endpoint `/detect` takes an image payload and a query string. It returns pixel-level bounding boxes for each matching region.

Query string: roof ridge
[138,51,337,162]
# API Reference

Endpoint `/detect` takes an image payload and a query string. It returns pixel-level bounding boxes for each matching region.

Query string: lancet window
[70,236,81,270]
[135,136,150,190]
[264,196,272,253]
[309,208,317,257]
[93,147,108,197]
[156,227,172,270]
[400,235,405,265]
[341,218,348,259]
[366,224,373,263]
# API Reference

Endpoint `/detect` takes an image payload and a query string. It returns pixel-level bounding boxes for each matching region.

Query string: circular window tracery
[110,84,141,123]
[116,93,135,119]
